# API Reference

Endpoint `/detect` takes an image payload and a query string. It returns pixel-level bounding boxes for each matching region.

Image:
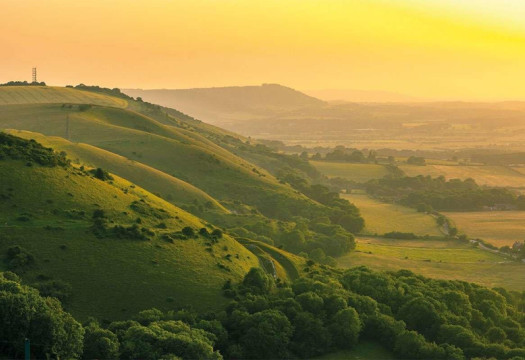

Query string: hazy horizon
[3,0,525,101]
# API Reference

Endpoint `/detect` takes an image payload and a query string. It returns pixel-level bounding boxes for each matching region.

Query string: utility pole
[32,68,37,83]
[24,338,30,360]
[65,114,70,140]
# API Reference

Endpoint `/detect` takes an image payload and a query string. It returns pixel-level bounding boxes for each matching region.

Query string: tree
[329,307,361,349]
[291,312,331,357]
[397,297,443,339]
[239,310,293,359]
[83,321,120,359]
[181,227,195,238]
[0,273,84,359]
[242,268,272,294]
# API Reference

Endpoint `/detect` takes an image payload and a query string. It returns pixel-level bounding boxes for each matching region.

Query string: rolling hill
[0,133,259,320]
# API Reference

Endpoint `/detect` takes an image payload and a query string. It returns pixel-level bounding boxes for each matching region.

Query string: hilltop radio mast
[32,67,37,83]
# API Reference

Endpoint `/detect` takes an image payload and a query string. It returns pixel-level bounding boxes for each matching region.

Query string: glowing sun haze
[2,0,525,100]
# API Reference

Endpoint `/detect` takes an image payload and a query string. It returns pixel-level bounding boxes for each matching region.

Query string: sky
[2,0,525,100]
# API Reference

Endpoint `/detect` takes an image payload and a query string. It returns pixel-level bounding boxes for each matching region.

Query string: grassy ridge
[0,100,322,220]
[0,86,127,107]
[6,129,229,213]
[0,158,258,320]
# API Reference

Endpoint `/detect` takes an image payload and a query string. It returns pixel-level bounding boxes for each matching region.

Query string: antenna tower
[32,68,37,83]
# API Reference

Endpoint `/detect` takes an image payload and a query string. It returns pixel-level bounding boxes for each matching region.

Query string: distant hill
[123,84,325,125]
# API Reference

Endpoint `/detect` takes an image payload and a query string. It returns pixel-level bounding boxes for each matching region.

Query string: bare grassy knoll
[342,193,442,236]
[311,161,390,183]
[338,237,524,291]
[444,211,525,247]
[400,164,525,188]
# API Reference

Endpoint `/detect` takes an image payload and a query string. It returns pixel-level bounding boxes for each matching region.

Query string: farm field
[399,164,525,188]
[342,193,442,236]
[444,211,525,247]
[311,161,390,182]
[338,237,525,291]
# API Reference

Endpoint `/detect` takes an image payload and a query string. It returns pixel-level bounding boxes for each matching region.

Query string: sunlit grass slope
[0,91,322,220]
[0,157,258,320]
[342,193,442,236]
[0,86,127,107]
[311,161,390,183]
[338,237,524,291]
[5,129,228,213]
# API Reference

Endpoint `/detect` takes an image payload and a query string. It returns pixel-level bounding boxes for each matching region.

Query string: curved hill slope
[5,129,229,213]
[0,87,326,220]
[0,135,258,320]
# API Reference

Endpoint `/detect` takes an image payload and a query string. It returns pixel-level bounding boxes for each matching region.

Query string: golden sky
[2,0,525,100]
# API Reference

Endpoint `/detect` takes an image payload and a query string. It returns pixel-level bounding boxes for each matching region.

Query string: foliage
[0,132,69,167]
[0,273,84,359]
[366,175,524,211]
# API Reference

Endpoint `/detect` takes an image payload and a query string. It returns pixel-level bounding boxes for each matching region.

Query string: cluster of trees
[312,146,376,164]
[0,132,69,167]
[4,265,524,359]
[407,156,426,165]
[366,175,525,211]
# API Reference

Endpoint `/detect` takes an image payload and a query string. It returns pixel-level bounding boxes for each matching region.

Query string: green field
[311,161,390,182]
[444,211,525,247]
[399,164,525,188]
[338,237,524,291]
[342,193,442,236]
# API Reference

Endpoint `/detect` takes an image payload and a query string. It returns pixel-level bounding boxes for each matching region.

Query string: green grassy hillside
[0,135,259,320]
[6,129,229,213]
[0,92,324,221]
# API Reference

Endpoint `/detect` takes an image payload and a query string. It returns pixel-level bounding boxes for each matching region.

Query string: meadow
[444,211,525,247]
[338,237,525,291]
[342,192,442,236]
[310,161,390,183]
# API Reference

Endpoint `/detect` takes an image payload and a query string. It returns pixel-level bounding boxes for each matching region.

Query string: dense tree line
[0,81,46,86]
[3,266,524,359]
[366,175,525,211]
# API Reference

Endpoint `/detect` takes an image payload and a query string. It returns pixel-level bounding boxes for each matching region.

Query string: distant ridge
[123,84,325,124]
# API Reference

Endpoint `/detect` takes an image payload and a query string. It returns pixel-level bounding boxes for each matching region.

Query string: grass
[6,129,229,213]
[338,237,525,291]
[342,193,442,236]
[399,164,525,188]
[444,211,525,247]
[311,161,390,183]
[0,86,127,107]
[0,97,319,221]
[313,341,394,360]
[0,159,259,320]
